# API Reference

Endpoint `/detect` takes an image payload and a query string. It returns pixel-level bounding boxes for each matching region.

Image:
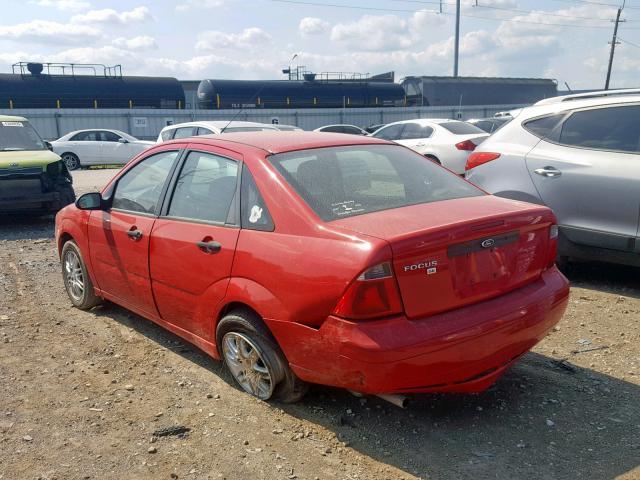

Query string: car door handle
[196,239,222,254]
[127,228,143,241]
[534,167,562,178]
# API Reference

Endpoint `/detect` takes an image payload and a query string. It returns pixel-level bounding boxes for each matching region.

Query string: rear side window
[71,131,100,141]
[168,151,238,224]
[523,114,565,139]
[269,145,482,221]
[196,127,214,136]
[160,129,175,141]
[372,124,404,140]
[558,105,640,153]
[240,165,274,231]
[112,151,178,214]
[400,123,433,140]
[341,126,364,135]
[440,122,485,135]
[172,127,197,139]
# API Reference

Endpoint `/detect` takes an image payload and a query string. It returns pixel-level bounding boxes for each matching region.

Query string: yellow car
[0,115,75,214]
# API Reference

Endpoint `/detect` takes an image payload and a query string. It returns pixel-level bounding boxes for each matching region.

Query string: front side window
[558,105,640,153]
[167,151,238,223]
[0,121,46,151]
[101,131,121,142]
[269,144,482,221]
[196,127,214,136]
[112,150,178,214]
[372,124,404,140]
[400,123,433,140]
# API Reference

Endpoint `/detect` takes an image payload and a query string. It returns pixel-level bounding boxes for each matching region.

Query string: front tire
[61,241,102,310]
[62,152,80,171]
[217,309,308,402]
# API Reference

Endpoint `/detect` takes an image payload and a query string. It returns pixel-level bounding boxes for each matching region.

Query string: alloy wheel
[63,154,79,170]
[222,332,275,399]
[64,250,85,302]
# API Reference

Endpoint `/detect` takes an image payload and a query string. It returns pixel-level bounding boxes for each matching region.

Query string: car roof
[385,118,455,126]
[516,93,640,120]
[0,115,28,122]
[162,120,277,131]
[162,131,392,154]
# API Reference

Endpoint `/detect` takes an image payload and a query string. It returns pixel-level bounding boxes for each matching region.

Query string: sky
[1,0,639,89]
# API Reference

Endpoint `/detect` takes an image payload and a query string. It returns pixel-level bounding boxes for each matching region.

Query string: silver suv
[465,89,640,267]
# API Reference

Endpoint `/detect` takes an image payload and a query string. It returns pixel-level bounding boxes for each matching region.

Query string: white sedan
[370,119,489,174]
[52,129,154,170]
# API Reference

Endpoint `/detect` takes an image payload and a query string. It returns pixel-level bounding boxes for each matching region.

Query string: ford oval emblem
[481,238,495,248]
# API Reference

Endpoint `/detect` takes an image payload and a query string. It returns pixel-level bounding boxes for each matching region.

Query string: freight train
[0,62,558,110]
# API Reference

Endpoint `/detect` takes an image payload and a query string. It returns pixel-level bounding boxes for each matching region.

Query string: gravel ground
[0,168,639,480]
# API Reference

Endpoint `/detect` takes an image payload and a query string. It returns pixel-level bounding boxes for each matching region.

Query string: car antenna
[220,85,266,133]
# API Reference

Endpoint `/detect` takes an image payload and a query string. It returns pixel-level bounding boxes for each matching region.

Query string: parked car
[56,131,568,403]
[273,124,303,132]
[468,117,511,134]
[465,89,640,267]
[0,115,75,214]
[158,121,278,142]
[365,123,386,134]
[313,124,367,135]
[370,119,489,174]
[52,129,154,170]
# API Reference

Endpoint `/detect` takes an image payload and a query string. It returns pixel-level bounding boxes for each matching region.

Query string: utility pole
[454,0,460,77]
[605,3,625,90]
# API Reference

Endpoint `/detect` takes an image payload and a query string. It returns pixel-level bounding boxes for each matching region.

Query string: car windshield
[269,144,483,221]
[440,122,486,135]
[0,120,47,151]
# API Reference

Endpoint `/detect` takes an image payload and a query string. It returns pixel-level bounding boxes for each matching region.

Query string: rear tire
[61,241,102,310]
[62,153,80,171]
[217,309,308,403]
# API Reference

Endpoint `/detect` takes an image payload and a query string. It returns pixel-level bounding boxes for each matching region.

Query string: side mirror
[44,141,53,151]
[118,138,129,144]
[76,192,104,210]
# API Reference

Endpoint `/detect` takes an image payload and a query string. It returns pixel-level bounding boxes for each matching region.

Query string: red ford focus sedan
[55,132,569,403]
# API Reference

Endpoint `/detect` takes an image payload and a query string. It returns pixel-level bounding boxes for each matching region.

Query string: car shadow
[560,261,640,300]
[0,214,55,241]
[92,301,640,480]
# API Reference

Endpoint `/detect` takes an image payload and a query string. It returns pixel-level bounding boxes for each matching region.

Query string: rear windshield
[440,122,486,135]
[0,121,46,151]
[268,144,483,221]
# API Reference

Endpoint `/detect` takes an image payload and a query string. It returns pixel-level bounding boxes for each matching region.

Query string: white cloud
[112,36,158,51]
[299,17,330,36]
[30,0,90,11]
[196,27,272,51]
[330,9,444,52]
[0,20,100,44]
[176,0,231,11]
[71,6,151,25]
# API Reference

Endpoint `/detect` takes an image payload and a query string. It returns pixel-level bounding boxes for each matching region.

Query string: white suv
[465,89,640,267]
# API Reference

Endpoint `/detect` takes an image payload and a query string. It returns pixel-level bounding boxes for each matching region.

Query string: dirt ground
[1,169,639,480]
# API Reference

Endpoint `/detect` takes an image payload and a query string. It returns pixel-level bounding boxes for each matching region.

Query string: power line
[548,0,640,10]
[619,36,640,47]
[271,0,620,28]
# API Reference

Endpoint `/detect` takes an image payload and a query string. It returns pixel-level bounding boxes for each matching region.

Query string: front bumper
[0,188,69,213]
[266,266,569,394]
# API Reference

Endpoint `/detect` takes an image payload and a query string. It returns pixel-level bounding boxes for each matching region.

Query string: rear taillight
[333,262,403,320]
[465,152,501,171]
[547,224,559,268]
[455,139,477,151]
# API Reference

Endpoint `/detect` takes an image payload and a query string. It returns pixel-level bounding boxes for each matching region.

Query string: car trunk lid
[332,195,555,318]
